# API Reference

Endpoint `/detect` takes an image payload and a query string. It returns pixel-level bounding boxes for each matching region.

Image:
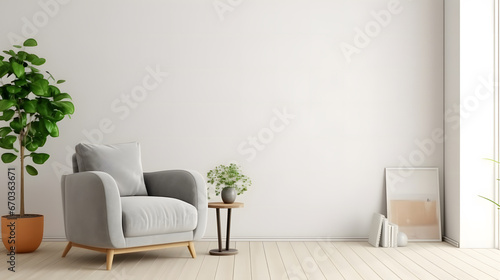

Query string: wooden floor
[0,241,500,279]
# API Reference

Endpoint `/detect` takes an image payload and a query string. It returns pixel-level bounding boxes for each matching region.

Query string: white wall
[444,0,496,248]
[0,0,444,240]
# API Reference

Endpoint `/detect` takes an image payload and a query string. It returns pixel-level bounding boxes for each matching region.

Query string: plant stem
[19,132,25,217]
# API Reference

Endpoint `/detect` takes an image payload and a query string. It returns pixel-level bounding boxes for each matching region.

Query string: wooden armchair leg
[62,242,73,257]
[106,249,115,270]
[187,241,196,258]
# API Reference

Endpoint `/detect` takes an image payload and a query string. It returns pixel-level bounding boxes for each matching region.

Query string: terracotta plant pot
[1,214,44,253]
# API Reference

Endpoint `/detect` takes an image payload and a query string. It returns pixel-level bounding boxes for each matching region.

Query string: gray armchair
[60,142,207,270]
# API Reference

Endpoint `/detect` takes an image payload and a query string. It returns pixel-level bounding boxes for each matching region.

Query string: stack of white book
[368,213,399,248]
[380,217,398,247]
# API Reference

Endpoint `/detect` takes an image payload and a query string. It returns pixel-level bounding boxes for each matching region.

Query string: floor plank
[250,241,271,280]
[176,241,211,280]
[409,243,477,280]
[417,243,496,280]
[263,242,288,280]
[277,242,307,280]
[426,243,500,279]
[234,242,251,280]
[2,241,500,279]
[304,242,344,279]
[348,242,400,280]
[290,242,326,280]
[395,245,457,279]
[332,242,382,280]
[376,244,439,280]
[318,241,363,280]
[215,242,236,280]
[362,244,419,280]
[194,242,220,280]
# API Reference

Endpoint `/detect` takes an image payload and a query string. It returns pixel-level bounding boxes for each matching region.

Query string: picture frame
[385,167,442,241]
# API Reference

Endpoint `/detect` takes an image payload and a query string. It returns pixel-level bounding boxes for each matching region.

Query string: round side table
[208,202,244,256]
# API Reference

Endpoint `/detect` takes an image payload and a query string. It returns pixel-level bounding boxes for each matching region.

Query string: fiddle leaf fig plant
[0,38,74,216]
[206,163,251,199]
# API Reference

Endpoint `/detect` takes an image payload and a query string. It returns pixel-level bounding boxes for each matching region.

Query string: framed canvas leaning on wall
[385,168,442,241]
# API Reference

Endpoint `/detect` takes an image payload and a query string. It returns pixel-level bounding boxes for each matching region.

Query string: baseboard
[44,236,369,242]
[443,236,459,247]
[43,236,457,244]
[201,236,369,242]
[43,237,67,242]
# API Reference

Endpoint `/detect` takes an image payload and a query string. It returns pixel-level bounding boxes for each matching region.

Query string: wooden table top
[208,202,244,209]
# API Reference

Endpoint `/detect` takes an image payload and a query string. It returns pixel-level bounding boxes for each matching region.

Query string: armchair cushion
[121,196,198,237]
[75,142,147,196]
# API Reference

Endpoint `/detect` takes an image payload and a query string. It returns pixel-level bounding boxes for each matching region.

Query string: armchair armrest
[61,171,126,248]
[143,170,207,240]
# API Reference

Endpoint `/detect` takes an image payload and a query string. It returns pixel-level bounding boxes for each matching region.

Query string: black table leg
[216,208,222,252]
[210,208,238,255]
[226,208,231,250]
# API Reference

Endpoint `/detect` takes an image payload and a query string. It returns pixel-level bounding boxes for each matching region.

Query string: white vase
[397,232,408,247]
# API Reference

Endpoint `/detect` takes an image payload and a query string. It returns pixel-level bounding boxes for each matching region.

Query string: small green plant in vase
[207,163,251,204]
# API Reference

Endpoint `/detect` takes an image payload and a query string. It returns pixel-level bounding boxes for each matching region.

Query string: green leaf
[0,110,15,121]
[479,195,500,209]
[32,135,47,147]
[6,85,21,94]
[26,142,38,152]
[17,88,30,99]
[31,152,49,164]
[1,153,17,163]
[49,123,59,137]
[20,112,27,125]
[56,80,65,84]
[31,58,46,66]
[0,100,16,111]
[54,93,72,101]
[11,61,25,78]
[3,135,17,145]
[26,165,38,176]
[23,38,38,47]
[52,101,74,115]
[17,51,27,61]
[22,99,37,113]
[36,100,50,117]
[3,50,16,57]
[52,111,64,121]
[0,140,14,150]
[27,72,44,82]
[0,136,17,151]
[48,85,60,97]
[484,158,500,164]
[0,64,9,78]
[13,45,21,49]
[0,127,12,137]
[30,79,49,96]
[26,54,39,63]
[43,119,55,134]
[9,118,23,133]
[14,79,28,87]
